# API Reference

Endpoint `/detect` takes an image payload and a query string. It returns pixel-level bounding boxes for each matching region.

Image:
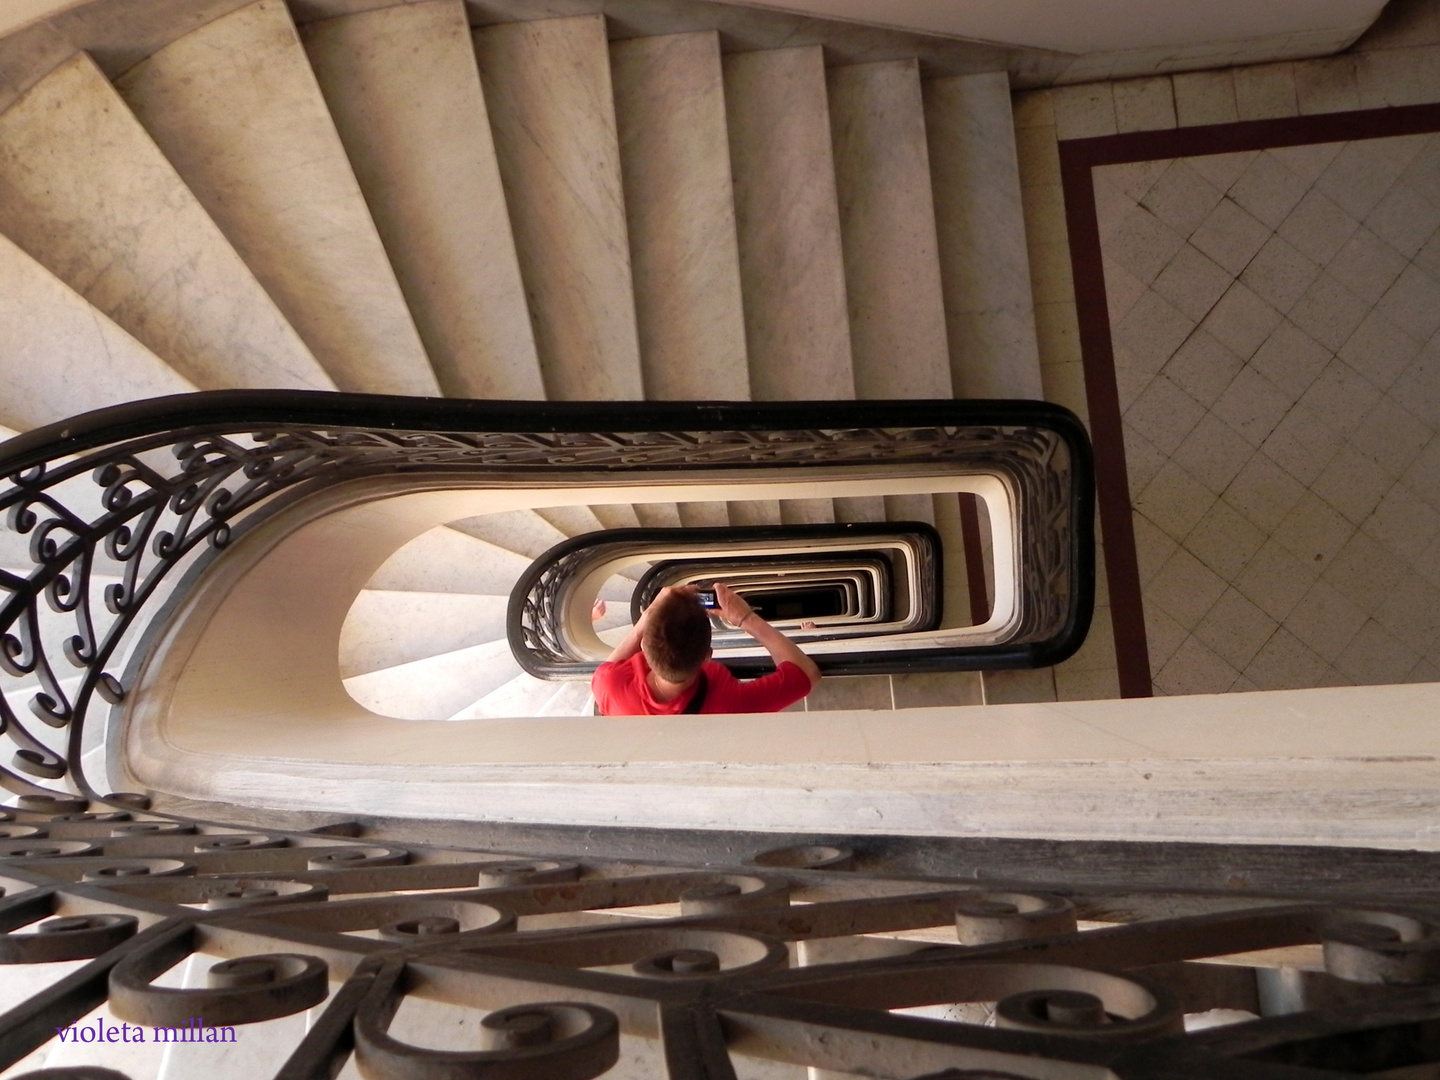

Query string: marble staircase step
[448,670,568,721]
[303,0,543,401]
[534,505,609,539]
[632,502,684,529]
[339,590,509,678]
[829,58,951,400]
[779,499,836,525]
[447,510,568,560]
[474,14,642,400]
[0,53,329,392]
[723,45,854,403]
[727,500,782,527]
[343,638,520,720]
[924,70,1043,399]
[613,31,748,401]
[115,0,437,396]
[363,525,534,596]
[0,231,194,430]
[536,681,595,716]
[677,502,730,528]
[834,495,888,523]
[587,504,643,530]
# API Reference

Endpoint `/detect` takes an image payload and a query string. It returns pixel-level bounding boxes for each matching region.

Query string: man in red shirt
[591,583,820,715]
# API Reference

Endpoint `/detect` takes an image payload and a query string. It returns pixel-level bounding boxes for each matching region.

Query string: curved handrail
[0,391,1093,805]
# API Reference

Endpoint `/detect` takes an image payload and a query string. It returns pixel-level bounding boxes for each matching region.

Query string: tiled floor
[1097,131,1440,693]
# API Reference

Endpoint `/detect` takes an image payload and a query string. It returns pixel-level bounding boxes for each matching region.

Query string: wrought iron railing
[5,802,1440,1078]
[509,522,945,679]
[2,393,1437,1079]
[0,392,1091,806]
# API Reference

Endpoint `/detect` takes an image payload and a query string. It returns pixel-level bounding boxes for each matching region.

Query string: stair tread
[343,638,520,720]
[779,499,836,525]
[448,671,562,720]
[632,503,684,530]
[830,58,952,400]
[925,70,1044,399]
[727,500,782,527]
[613,31,748,401]
[115,0,438,396]
[0,230,195,430]
[447,510,568,559]
[533,505,607,538]
[587,504,642,531]
[724,45,853,402]
[364,525,534,595]
[474,15,642,400]
[677,502,730,528]
[0,53,331,391]
[303,0,543,400]
[339,590,509,678]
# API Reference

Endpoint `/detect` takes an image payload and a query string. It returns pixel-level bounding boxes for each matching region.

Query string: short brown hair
[641,593,712,682]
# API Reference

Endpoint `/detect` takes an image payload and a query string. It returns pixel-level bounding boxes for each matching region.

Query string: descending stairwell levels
[0,0,1045,717]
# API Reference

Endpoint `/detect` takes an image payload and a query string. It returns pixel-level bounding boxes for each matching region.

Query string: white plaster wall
[738,0,1387,55]
[0,0,1390,66]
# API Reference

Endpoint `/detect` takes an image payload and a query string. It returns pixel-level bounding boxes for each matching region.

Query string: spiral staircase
[0,0,1048,718]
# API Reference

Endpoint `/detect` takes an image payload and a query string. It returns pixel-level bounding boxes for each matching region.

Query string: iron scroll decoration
[5,813,1440,1077]
[0,390,1093,805]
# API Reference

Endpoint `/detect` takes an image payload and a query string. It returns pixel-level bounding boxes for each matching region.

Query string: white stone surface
[779,498,836,524]
[533,504,608,539]
[448,509,568,558]
[344,637,520,720]
[925,71,1045,399]
[0,229,195,430]
[449,671,567,720]
[538,681,596,716]
[828,59,951,400]
[116,0,437,396]
[339,589,509,677]
[143,672,1440,850]
[474,15,643,400]
[0,53,329,391]
[677,502,730,527]
[633,502,684,529]
[728,499,783,526]
[303,0,543,400]
[588,503,643,530]
[612,31,749,401]
[724,45,854,401]
[364,525,532,595]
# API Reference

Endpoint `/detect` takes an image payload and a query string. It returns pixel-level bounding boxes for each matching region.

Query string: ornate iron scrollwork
[4,800,1440,1077]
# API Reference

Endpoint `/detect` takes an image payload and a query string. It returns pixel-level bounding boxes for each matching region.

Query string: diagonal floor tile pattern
[1098,132,1440,693]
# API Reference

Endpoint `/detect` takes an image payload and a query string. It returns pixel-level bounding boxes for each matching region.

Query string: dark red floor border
[1058,101,1440,698]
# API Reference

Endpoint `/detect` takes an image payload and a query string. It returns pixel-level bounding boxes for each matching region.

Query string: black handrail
[0,391,1093,806]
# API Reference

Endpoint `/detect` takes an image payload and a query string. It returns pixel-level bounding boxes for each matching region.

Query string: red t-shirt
[591,653,813,715]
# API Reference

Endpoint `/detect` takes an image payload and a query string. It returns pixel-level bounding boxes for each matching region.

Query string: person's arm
[714,583,821,689]
[602,618,644,665]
